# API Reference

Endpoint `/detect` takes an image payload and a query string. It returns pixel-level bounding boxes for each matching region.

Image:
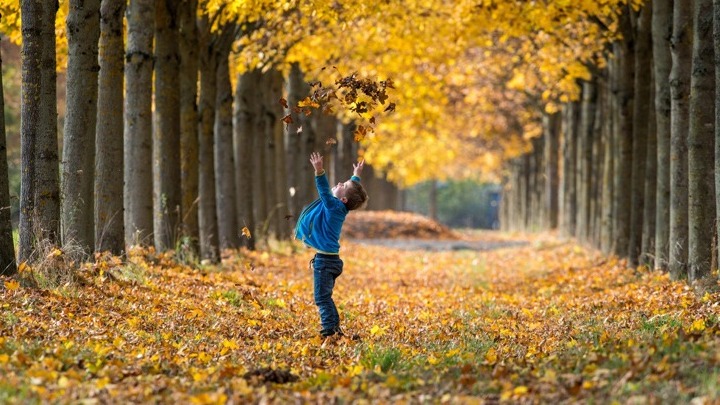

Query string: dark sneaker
[320,326,344,338]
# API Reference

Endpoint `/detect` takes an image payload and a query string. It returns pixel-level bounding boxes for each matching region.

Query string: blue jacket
[294,172,360,254]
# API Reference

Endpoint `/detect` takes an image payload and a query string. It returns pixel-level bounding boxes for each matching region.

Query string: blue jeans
[312,253,343,334]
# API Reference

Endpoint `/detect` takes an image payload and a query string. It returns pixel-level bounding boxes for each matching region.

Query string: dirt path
[349,238,529,251]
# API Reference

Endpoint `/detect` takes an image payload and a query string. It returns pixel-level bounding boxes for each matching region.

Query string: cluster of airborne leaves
[1,219,720,403]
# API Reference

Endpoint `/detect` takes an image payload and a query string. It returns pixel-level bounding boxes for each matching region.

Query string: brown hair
[345,181,369,211]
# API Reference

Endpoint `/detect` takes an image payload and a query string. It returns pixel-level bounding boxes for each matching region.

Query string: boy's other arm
[309,152,337,207]
[351,158,364,182]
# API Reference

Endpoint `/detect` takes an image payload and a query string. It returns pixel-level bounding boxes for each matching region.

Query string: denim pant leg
[312,254,343,332]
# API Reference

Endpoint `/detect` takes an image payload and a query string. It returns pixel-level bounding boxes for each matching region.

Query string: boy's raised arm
[352,158,364,181]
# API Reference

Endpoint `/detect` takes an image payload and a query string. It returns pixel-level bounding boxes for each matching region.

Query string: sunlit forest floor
[2,214,720,403]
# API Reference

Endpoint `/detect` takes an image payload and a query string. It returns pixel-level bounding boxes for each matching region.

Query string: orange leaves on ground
[1,219,720,402]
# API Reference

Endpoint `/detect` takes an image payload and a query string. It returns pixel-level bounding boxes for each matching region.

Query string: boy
[295,152,368,340]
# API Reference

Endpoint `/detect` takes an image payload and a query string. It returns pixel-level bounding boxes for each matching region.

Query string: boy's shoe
[320,326,345,338]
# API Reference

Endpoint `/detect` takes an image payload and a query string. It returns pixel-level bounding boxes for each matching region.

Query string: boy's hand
[310,152,324,174]
[353,158,364,177]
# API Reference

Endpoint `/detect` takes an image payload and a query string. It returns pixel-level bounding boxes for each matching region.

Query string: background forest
[3,0,720,403]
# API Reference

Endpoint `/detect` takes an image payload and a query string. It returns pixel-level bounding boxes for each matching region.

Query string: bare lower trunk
[687,0,716,284]
[62,0,100,253]
[653,0,673,271]
[124,0,155,246]
[234,70,259,250]
[179,0,199,253]
[543,112,560,229]
[669,0,692,279]
[0,39,16,275]
[153,1,181,251]
[629,2,653,267]
[95,0,126,254]
[214,38,239,249]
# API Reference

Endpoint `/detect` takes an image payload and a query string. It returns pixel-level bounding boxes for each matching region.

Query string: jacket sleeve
[315,171,340,209]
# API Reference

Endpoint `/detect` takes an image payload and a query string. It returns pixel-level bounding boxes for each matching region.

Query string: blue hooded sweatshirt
[294,172,361,254]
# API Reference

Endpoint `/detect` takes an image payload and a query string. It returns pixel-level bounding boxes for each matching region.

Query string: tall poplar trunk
[578,80,597,242]
[653,0,674,271]
[197,16,220,262]
[95,0,125,254]
[214,30,239,250]
[629,2,653,267]
[285,63,309,218]
[20,0,42,262]
[561,102,578,237]
[543,112,560,229]
[154,0,181,251]
[267,70,290,239]
[669,0,693,279]
[590,82,605,246]
[687,0,716,284]
[178,0,199,253]
[715,0,720,271]
[62,0,100,253]
[124,0,155,246]
[20,0,60,262]
[601,66,616,254]
[612,11,635,258]
[235,70,259,250]
[642,83,658,267]
[0,39,16,275]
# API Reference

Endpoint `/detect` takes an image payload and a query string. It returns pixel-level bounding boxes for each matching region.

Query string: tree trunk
[0,38,16,275]
[669,0,693,279]
[62,0,100,253]
[590,79,605,246]
[715,0,720,274]
[612,11,635,258]
[543,112,560,229]
[271,72,290,240]
[124,0,155,246]
[600,66,615,254]
[285,63,309,217]
[154,0,181,251]
[197,16,220,262]
[687,0,716,284]
[95,0,125,254]
[561,102,578,237]
[234,70,259,250]
[578,79,597,243]
[178,0,199,253]
[653,0,674,271]
[214,32,239,250]
[629,2,653,267]
[20,0,61,262]
[642,80,658,267]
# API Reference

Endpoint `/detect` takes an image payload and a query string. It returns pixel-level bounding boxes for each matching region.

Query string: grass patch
[361,346,406,373]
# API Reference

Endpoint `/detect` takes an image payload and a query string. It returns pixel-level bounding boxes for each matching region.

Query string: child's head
[332,180,369,210]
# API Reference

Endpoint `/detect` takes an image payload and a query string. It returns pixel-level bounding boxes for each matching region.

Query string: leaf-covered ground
[2,228,720,403]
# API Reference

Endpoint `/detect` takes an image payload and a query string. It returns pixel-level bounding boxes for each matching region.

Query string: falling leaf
[296,126,303,134]
[326,138,337,145]
[281,114,293,124]
[279,98,288,108]
[242,227,252,239]
[384,102,396,113]
[298,97,320,108]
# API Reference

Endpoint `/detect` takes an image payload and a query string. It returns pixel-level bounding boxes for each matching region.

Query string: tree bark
[178,0,199,253]
[578,79,597,243]
[20,0,61,262]
[234,70,259,250]
[214,30,239,250]
[687,0,716,284]
[629,2,653,267]
[601,66,615,254]
[285,63,309,218]
[95,0,125,254]
[612,11,635,259]
[642,79,658,267]
[714,0,720,279]
[62,0,100,253]
[197,15,220,262]
[154,0,181,251]
[669,0,693,279]
[543,112,560,230]
[561,102,579,237]
[0,38,16,275]
[653,0,674,271]
[268,70,290,239]
[124,0,155,246]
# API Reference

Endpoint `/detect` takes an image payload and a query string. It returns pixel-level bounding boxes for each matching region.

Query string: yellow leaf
[4,280,19,291]
[47,248,63,258]
[0,354,9,364]
[241,227,252,239]
[513,386,529,395]
[428,355,439,365]
[198,352,211,363]
[485,348,497,364]
[222,339,238,350]
[691,319,706,333]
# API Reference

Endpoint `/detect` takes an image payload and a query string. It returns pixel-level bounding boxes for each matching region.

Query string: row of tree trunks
[12,3,393,272]
[503,1,720,291]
